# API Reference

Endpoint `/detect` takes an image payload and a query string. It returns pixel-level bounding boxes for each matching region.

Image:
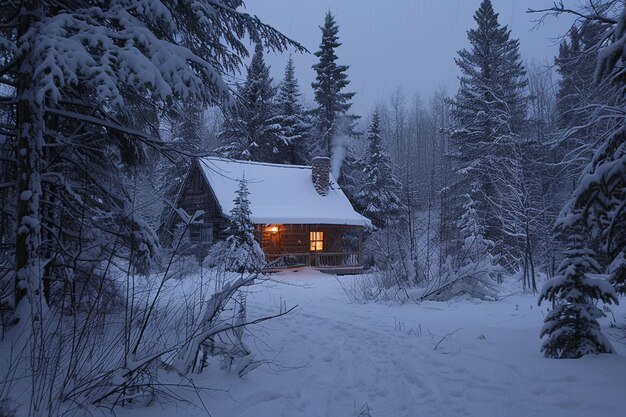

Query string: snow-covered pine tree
[269,56,312,165]
[554,22,615,189]
[0,0,302,315]
[311,11,357,159]
[439,189,500,300]
[207,178,265,273]
[555,26,583,131]
[538,222,618,358]
[450,0,528,256]
[529,0,626,358]
[542,1,626,293]
[356,111,402,228]
[218,43,282,163]
[336,142,364,208]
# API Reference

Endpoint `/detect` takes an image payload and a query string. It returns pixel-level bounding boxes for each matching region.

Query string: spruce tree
[450,0,528,256]
[356,111,402,228]
[438,189,500,300]
[208,178,265,273]
[533,1,626,358]
[539,223,618,358]
[270,57,312,165]
[559,7,626,294]
[219,43,281,162]
[555,27,582,131]
[554,22,609,176]
[336,144,363,208]
[0,0,301,314]
[311,11,357,159]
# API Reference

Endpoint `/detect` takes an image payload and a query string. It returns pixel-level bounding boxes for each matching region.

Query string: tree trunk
[15,0,45,314]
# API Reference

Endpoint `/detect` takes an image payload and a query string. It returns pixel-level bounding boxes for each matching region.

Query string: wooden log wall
[258,224,362,255]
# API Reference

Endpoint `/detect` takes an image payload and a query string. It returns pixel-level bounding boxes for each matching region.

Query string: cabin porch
[257,224,364,274]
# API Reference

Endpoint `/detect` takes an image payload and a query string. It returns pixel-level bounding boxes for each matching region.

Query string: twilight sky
[244,0,577,116]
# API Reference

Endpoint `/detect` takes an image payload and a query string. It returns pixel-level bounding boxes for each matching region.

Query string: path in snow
[201,270,626,417]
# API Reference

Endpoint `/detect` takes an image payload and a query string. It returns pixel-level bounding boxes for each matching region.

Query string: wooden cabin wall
[176,162,229,242]
[258,224,309,254]
[258,224,362,254]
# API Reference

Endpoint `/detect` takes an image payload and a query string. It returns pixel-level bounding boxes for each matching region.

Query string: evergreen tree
[534,0,626,358]
[311,11,357,159]
[270,57,312,164]
[158,100,210,245]
[356,111,402,228]
[554,22,612,185]
[437,189,500,300]
[336,143,363,208]
[450,0,528,257]
[555,26,582,131]
[557,4,626,294]
[539,223,618,358]
[207,178,265,273]
[218,43,282,162]
[0,0,301,316]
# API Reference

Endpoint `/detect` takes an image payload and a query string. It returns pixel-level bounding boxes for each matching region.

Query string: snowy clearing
[124,269,626,417]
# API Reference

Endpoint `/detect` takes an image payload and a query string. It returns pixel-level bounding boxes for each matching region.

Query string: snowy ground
[129,268,626,417]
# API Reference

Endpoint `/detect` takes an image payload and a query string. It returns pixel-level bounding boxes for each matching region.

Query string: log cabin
[173,156,371,273]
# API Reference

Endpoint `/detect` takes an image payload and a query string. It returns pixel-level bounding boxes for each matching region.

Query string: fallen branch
[434,328,463,351]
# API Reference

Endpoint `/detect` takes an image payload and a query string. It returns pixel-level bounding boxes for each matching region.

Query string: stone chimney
[311,157,330,196]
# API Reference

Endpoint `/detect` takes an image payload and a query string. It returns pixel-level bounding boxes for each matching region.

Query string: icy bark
[14,0,45,317]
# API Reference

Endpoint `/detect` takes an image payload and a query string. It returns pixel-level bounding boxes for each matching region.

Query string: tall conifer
[271,57,311,164]
[450,0,528,253]
[356,111,402,228]
[311,11,356,159]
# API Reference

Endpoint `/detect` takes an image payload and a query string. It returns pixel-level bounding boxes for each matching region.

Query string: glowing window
[310,231,324,251]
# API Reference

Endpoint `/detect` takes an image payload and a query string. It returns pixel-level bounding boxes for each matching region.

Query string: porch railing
[264,252,362,270]
[315,252,361,269]
[265,253,310,269]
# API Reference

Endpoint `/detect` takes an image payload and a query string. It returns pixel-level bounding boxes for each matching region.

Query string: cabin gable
[176,160,229,245]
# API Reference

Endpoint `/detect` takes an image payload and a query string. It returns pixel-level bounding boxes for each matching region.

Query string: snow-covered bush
[176,277,259,376]
[170,254,202,280]
[342,272,415,304]
[422,192,500,301]
[357,192,501,303]
[355,221,418,303]
[0,265,282,415]
[423,254,499,301]
[364,226,413,280]
[205,239,265,274]
[351,212,448,303]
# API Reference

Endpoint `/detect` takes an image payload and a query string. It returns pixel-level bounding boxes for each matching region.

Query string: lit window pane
[309,231,324,252]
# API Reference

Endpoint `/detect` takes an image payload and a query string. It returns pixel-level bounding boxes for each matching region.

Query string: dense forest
[0,1,625,416]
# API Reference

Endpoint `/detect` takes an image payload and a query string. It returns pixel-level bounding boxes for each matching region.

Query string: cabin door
[269,229,280,252]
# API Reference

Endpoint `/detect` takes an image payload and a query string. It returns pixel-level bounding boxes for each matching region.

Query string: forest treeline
[0,0,625,415]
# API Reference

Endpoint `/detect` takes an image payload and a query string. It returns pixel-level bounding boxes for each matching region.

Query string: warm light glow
[310,231,324,251]
[268,226,279,234]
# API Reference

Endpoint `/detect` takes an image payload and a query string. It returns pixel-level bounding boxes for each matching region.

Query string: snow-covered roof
[197,157,371,227]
